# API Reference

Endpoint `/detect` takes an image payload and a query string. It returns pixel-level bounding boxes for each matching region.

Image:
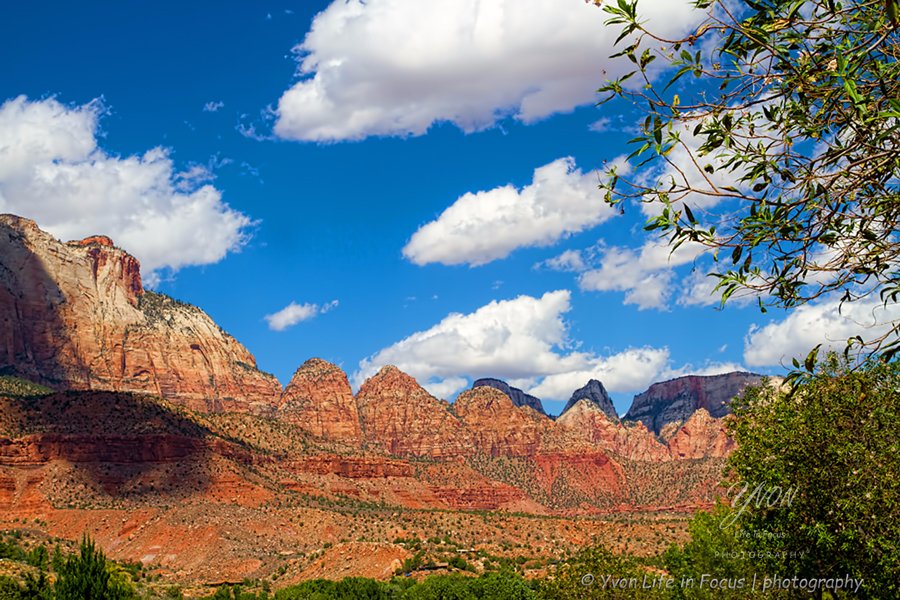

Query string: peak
[70,235,115,248]
[471,377,546,415]
[293,357,343,375]
[561,379,617,421]
[286,358,349,390]
[371,365,407,380]
[648,371,762,388]
[684,407,714,423]
[455,386,515,410]
[357,365,426,398]
[472,377,504,385]
[0,214,39,229]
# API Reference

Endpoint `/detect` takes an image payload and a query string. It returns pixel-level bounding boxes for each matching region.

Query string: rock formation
[278,358,362,443]
[624,372,764,434]
[356,366,470,457]
[561,379,617,421]
[0,214,280,412]
[664,409,735,459]
[471,377,545,415]
[453,386,550,457]
[555,399,670,461]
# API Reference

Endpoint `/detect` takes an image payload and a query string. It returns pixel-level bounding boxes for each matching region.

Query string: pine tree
[54,536,132,600]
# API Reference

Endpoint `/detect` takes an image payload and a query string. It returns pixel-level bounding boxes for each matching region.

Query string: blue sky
[3,0,866,415]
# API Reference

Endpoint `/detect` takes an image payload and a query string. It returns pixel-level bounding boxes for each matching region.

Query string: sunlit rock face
[0,214,281,412]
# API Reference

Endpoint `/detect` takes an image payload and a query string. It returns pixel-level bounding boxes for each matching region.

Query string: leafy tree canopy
[597,0,900,359]
[726,357,900,596]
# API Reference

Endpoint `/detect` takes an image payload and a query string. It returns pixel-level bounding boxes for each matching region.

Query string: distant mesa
[471,377,546,415]
[560,379,617,421]
[624,372,765,435]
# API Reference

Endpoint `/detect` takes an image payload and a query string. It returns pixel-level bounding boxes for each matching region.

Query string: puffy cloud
[203,101,225,112]
[527,347,673,400]
[743,296,900,367]
[422,376,469,400]
[403,157,615,266]
[265,300,338,331]
[354,290,687,400]
[0,96,253,284]
[578,238,707,310]
[537,249,587,273]
[588,117,612,133]
[274,0,701,141]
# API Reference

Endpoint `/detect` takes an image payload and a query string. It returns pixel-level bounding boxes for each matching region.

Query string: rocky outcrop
[453,386,550,457]
[555,400,670,461]
[278,359,362,443]
[624,372,763,434]
[356,366,470,458]
[471,378,545,415]
[0,214,280,412]
[561,379,617,421]
[664,409,734,459]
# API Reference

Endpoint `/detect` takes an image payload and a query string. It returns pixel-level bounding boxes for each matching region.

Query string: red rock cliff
[355,366,470,458]
[453,386,549,457]
[0,214,281,412]
[278,358,362,443]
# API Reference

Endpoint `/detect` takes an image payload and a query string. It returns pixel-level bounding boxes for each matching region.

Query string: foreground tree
[725,357,900,597]
[597,0,900,359]
[55,536,133,600]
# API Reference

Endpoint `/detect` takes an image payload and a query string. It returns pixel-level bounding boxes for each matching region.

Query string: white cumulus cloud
[537,249,588,273]
[354,290,692,400]
[265,300,339,331]
[0,96,253,285]
[527,347,674,400]
[274,0,701,141]
[744,296,900,367]
[578,238,707,310]
[403,157,616,266]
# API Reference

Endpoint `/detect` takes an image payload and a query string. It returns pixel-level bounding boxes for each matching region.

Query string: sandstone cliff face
[0,215,280,412]
[624,372,763,434]
[555,400,670,461]
[471,378,546,415]
[561,379,618,421]
[453,387,550,457]
[278,358,362,443]
[664,409,734,459]
[356,366,470,457]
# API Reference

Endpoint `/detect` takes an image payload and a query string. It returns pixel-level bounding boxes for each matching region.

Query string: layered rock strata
[471,377,545,415]
[0,215,280,412]
[278,358,362,443]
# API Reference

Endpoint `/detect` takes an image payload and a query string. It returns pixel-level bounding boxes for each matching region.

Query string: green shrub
[55,536,134,600]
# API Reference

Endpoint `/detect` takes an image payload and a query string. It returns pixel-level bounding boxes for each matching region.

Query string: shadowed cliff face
[0,215,90,387]
[0,215,281,412]
[0,391,228,507]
